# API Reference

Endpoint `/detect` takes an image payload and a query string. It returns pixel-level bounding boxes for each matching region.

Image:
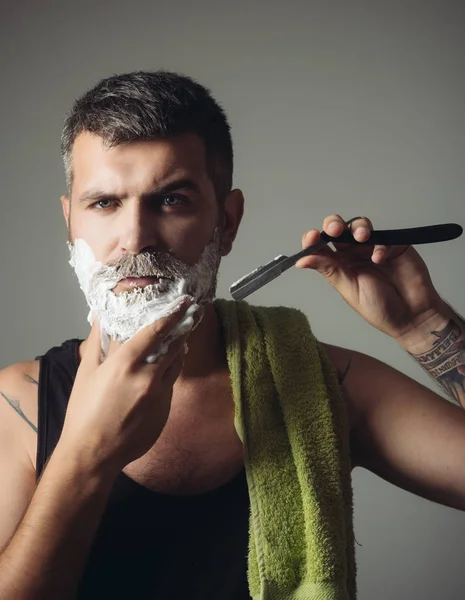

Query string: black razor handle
[321,223,463,246]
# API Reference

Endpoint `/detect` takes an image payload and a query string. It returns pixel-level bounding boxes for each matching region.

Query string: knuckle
[112,352,134,374]
[137,374,156,398]
[321,263,339,279]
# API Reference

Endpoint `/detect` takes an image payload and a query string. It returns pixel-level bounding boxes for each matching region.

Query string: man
[0,71,464,600]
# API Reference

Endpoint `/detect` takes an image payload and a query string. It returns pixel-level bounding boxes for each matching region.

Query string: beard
[68,228,223,354]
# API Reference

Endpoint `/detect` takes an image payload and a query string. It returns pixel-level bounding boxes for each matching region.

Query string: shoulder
[0,360,40,469]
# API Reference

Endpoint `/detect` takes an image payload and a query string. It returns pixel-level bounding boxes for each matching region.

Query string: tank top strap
[36,339,82,480]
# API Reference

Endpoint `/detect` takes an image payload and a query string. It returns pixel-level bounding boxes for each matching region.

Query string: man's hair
[61,70,233,201]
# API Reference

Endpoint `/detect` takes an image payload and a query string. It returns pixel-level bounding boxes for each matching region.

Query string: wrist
[395,300,459,355]
[52,439,121,490]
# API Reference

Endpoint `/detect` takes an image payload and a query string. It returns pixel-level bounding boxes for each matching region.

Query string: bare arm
[324,343,465,510]
[0,364,119,600]
[0,302,192,599]
[0,441,117,600]
[397,301,465,408]
[0,365,38,553]
[299,215,465,408]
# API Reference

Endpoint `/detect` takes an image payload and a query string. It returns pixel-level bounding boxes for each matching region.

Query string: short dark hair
[61,70,233,201]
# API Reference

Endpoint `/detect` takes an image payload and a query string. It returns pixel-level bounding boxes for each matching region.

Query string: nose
[119,200,160,255]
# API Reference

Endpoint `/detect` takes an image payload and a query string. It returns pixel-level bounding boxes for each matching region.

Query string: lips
[124,276,162,285]
[113,276,172,293]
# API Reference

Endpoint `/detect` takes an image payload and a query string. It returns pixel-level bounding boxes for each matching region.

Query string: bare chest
[122,383,244,496]
[25,363,244,495]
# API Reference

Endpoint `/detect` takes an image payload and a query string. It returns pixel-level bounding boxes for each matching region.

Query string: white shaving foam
[68,231,222,361]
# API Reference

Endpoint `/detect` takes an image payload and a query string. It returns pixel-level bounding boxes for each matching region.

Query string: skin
[1,130,465,598]
[0,305,196,599]
[52,131,465,496]
[298,215,465,407]
[62,131,245,374]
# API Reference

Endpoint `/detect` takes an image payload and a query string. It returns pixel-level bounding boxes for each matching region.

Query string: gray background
[1,0,464,597]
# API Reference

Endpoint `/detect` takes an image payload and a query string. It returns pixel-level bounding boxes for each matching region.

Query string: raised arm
[0,361,118,600]
[398,303,465,408]
[0,301,192,599]
[297,213,464,406]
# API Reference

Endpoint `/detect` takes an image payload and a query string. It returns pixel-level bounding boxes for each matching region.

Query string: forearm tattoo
[0,390,38,432]
[409,319,465,408]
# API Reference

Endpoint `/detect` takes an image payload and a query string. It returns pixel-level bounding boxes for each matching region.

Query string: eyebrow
[77,177,201,204]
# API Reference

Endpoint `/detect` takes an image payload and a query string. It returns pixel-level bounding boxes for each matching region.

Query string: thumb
[79,318,103,375]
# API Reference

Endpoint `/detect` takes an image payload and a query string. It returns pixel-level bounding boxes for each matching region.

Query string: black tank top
[36,340,251,599]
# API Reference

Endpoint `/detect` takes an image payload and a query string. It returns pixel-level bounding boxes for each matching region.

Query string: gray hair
[60,70,234,200]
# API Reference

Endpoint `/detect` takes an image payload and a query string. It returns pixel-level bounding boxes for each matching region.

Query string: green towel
[215,299,356,600]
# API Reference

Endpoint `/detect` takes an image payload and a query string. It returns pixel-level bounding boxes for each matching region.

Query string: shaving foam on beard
[67,235,221,361]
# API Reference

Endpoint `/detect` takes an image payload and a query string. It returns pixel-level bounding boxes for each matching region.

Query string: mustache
[101,251,190,281]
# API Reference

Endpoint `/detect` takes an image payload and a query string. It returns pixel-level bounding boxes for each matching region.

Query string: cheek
[164,219,218,266]
[69,211,118,263]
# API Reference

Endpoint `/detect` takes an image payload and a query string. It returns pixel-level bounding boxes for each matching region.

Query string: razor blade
[230,222,463,301]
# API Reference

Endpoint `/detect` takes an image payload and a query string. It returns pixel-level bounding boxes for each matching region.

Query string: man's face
[64,132,227,287]
[61,131,243,344]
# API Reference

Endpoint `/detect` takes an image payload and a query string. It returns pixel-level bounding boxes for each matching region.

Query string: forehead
[70,131,210,197]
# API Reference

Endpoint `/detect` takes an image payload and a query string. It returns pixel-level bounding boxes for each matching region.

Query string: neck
[178,300,226,379]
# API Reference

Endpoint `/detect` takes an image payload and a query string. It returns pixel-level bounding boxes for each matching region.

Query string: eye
[90,198,117,211]
[162,194,186,206]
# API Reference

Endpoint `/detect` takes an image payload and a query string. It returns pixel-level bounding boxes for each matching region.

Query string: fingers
[295,228,334,269]
[345,217,392,263]
[295,214,353,270]
[144,334,188,387]
[299,214,394,268]
[119,297,195,364]
[79,318,102,375]
[145,331,188,368]
[346,216,373,243]
[163,351,185,386]
[345,216,395,263]
[323,214,374,244]
[322,214,347,238]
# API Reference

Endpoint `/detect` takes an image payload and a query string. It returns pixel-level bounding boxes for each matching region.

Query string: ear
[220,189,244,257]
[61,195,70,229]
